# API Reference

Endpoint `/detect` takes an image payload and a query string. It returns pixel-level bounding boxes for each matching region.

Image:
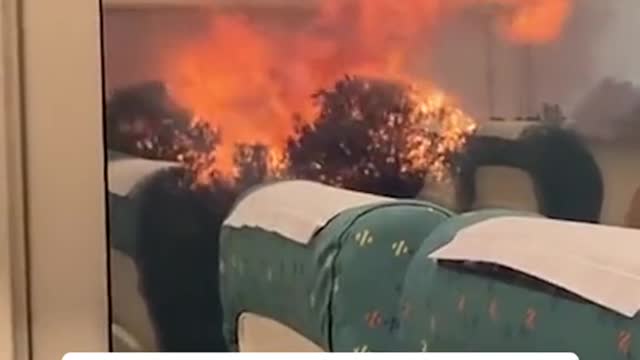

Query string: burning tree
[231,143,286,192]
[287,76,476,198]
[105,77,475,200]
[105,81,284,193]
[106,81,219,163]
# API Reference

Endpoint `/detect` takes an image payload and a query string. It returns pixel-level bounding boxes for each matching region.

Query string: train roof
[429,216,640,317]
[223,180,395,244]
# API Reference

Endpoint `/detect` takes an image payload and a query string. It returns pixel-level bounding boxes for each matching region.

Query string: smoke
[567,0,640,141]
[426,0,613,119]
[532,0,612,109]
[570,78,640,141]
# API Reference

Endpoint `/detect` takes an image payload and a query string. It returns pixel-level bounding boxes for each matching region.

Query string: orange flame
[163,0,572,181]
[488,0,574,44]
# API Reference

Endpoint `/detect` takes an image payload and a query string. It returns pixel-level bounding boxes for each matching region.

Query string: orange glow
[491,0,574,44]
[163,0,572,182]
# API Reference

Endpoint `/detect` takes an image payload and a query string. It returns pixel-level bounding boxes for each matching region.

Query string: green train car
[220,180,640,358]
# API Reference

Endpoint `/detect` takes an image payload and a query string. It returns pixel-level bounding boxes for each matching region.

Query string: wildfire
[162,0,573,185]
[404,84,478,181]
[486,0,574,44]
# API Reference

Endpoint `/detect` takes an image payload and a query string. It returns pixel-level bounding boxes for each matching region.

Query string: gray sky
[594,0,640,83]
[564,0,640,134]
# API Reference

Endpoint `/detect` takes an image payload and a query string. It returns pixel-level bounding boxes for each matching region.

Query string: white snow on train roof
[429,216,640,317]
[224,180,395,245]
[108,154,179,196]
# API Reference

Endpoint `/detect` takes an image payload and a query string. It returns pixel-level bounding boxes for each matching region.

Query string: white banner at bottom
[63,353,579,360]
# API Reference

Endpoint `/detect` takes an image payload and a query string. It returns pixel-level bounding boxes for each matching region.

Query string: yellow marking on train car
[355,230,374,247]
[353,345,369,352]
[392,240,409,256]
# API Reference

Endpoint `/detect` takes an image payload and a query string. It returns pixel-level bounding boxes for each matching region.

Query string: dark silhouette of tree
[107,78,473,199]
[232,143,278,192]
[106,81,219,163]
[287,76,468,198]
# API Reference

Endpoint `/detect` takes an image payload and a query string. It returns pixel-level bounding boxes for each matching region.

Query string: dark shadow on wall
[455,126,604,223]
